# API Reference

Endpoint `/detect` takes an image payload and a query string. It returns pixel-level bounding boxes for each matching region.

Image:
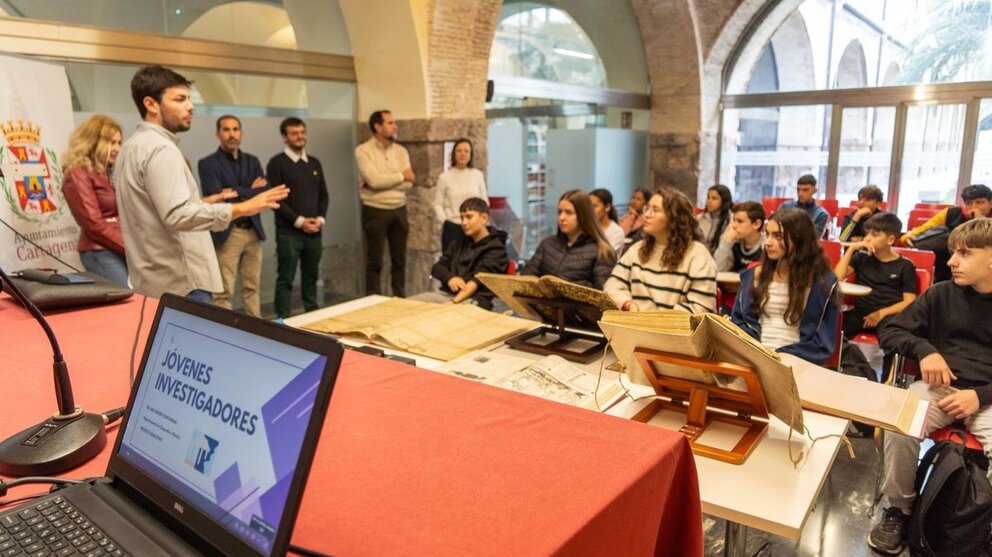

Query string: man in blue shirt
[198,115,269,316]
[780,174,830,238]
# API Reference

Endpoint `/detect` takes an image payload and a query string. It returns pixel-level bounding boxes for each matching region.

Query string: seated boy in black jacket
[867,218,992,555]
[427,197,508,310]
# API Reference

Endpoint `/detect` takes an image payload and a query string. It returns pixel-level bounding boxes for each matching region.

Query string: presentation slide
[119,308,327,553]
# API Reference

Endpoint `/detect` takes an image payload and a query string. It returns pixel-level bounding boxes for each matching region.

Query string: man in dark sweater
[868,218,992,555]
[266,117,328,318]
[415,198,508,309]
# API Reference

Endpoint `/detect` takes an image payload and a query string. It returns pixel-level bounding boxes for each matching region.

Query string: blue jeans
[79,250,128,287]
[186,289,213,304]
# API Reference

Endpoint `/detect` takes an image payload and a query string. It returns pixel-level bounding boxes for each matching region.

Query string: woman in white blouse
[434,138,487,252]
[589,188,626,255]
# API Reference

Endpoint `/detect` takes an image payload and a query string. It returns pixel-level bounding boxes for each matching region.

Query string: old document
[301,298,536,361]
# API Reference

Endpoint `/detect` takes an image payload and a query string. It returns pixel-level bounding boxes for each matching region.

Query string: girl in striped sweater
[605,188,717,313]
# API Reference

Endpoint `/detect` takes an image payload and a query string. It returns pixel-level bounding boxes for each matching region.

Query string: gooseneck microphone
[0,265,107,477]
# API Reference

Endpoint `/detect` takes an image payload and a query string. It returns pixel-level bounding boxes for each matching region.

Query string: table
[1,295,703,556]
[716,271,871,296]
[290,296,849,557]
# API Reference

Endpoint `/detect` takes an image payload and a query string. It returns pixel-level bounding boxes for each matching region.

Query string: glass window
[721,105,829,203]
[837,106,895,207]
[490,2,607,88]
[898,103,966,223]
[971,98,992,188]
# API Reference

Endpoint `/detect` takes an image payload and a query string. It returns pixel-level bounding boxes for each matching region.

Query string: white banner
[0,54,82,272]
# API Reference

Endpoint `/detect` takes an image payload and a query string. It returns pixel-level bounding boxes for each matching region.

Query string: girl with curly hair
[729,207,840,365]
[605,188,717,312]
[61,114,128,286]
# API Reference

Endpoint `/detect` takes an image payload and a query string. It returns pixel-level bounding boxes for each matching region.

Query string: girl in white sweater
[434,138,487,252]
[605,188,717,313]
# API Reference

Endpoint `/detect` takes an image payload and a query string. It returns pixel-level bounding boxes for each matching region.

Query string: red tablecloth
[1,295,702,556]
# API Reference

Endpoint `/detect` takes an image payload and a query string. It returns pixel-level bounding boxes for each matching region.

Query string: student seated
[589,188,626,254]
[868,218,992,555]
[839,184,885,242]
[605,188,717,313]
[697,184,732,255]
[521,189,616,289]
[901,184,992,282]
[619,187,651,238]
[729,207,839,365]
[416,198,508,309]
[834,212,917,339]
[780,174,830,239]
[713,201,766,272]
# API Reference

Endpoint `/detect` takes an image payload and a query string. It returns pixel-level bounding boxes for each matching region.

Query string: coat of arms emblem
[0,119,65,225]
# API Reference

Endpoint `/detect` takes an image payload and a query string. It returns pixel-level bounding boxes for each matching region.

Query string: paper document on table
[436,351,625,412]
[300,298,536,361]
[599,310,804,433]
[780,353,930,439]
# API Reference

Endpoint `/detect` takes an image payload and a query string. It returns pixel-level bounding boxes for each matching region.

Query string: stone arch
[835,40,868,89]
[882,62,901,85]
[181,2,306,109]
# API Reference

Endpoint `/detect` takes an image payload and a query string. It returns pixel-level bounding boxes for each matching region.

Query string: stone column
[357,117,488,296]
[649,132,702,203]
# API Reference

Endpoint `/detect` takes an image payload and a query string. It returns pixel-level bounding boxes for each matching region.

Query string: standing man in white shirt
[355,110,415,297]
[115,65,287,302]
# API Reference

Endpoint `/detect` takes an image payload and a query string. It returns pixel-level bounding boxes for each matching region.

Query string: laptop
[0,293,343,556]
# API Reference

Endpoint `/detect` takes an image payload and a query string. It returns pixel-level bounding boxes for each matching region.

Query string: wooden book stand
[629,347,769,464]
[505,295,608,363]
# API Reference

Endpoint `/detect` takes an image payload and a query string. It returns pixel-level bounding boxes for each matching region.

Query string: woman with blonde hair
[62,114,128,285]
[606,188,717,312]
[521,189,615,288]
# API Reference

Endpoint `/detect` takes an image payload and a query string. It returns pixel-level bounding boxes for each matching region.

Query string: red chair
[836,206,856,230]
[762,196,790,217]
[892,246,936,277]
[820,198,839,219]
[693,206,705,216]
[914,203,953,211]
[506,259,517,275]
[821,239,842,268]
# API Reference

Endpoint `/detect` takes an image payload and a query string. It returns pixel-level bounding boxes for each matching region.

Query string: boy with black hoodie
[426,197,508,310]
[868,218,992,555]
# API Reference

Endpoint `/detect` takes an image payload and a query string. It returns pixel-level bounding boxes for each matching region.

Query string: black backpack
[907,430,992,557]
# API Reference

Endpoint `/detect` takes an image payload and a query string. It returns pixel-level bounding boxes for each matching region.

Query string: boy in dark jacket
[868,218,992,555]
[427,197,508,310]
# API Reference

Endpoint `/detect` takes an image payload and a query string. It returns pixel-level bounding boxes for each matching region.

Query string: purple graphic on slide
[255,357,325,521]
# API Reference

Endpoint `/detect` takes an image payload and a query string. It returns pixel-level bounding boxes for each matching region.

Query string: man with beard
[115,65,287,302]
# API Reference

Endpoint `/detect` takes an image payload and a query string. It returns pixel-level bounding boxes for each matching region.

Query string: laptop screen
[117,305,329,555]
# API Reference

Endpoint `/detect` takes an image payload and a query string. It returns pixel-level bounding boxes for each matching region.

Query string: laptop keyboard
[0,496,129,557]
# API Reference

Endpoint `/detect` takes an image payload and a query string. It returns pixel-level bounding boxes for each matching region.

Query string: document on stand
[436,351,625,412]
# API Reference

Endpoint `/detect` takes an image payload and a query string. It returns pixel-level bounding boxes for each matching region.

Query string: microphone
[0,265,107,477]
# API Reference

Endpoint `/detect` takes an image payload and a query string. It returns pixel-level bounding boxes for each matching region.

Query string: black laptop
[0,293,343,556]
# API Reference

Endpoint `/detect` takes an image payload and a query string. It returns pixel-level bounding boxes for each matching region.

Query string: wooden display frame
[630,347,769,465]
[504,294,608,363]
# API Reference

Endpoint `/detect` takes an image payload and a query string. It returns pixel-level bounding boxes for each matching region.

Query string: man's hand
[447,277,468,292]
[231,185,289,219]
[853,206,873,221]
[301,218,322,234]
[863,309,885,328]
[920,352,956,388]
[203,188,237,204]
[251,177,269,189]
[937,389,980,420]
[903,235,915,247]
[721,226,740,243]
[402,168,416,183]
[851,238,874,255]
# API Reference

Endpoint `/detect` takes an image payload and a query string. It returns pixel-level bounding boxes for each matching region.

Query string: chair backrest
[819,198,839,218]
[914,268,932,295]
[693,206,705,216]
[820,239,842,268]
[762,196,789,217]
[907,214,932,230]
[506,259,518,275]
[836,206,855,229]
[914,202,953,210]
[893,246,936,276]
[825,311,843,370]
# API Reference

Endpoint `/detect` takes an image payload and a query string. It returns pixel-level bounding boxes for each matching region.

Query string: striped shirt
[604,240,717,312]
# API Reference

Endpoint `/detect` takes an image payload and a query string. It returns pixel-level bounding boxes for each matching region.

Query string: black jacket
[432,227,509,309]
[521,232,614,289]
[879,281,992,406]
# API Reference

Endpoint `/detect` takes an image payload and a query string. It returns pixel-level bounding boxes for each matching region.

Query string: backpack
[907,430,992,557]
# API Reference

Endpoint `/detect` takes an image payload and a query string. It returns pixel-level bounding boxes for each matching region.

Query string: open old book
[300,298,536,361]
[599,311,929,439]
[599,310,805,433]
[476,273,618,328]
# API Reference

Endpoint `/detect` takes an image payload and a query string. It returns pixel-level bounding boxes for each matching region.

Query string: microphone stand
[0,266,107,476]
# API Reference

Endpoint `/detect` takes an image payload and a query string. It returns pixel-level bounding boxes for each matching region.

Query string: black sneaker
[867,506,908,554]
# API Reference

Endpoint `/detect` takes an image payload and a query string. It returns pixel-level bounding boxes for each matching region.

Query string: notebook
[0,293,343,556]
